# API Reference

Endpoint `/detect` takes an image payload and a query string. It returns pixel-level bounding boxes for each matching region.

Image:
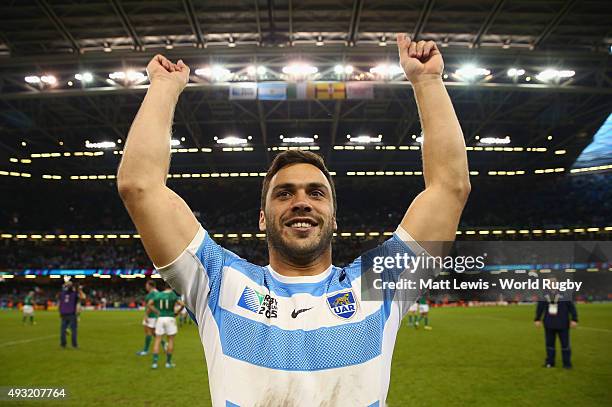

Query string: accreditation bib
[548,303,558,316]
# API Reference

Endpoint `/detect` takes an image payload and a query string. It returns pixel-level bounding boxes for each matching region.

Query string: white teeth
[291,222,313,228]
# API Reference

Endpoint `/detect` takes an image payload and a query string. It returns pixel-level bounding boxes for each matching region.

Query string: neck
[268,248,332,277]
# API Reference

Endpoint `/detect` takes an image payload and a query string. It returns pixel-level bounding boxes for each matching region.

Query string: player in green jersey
[136,280,159,356]
[416,296,432,330]
[22,290,35,325]
[149,284,184,369]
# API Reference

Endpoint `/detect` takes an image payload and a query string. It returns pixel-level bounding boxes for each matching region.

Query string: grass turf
[1,304,611,406]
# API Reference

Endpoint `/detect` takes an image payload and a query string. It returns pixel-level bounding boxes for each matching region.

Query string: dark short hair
[260,150,337,213]
[146,280,156,288]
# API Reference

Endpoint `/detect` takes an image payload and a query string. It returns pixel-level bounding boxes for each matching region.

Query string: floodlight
[282,63,318,75]
[455,65,490,80]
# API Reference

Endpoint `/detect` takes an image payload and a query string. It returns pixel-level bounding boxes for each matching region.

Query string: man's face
[259,163,337,264]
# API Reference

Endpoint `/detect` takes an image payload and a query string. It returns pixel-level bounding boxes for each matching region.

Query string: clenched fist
[396,34,444,83]
[146,54,190,95]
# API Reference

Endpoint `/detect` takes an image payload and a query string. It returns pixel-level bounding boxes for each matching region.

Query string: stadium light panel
[195,65,232,81]
[334,64,354,75]
[40,75,57,85]
[455,65,490,80]
[507,68,525,77]
[281,137,315,144]
[247,65,266,76]
[108,71,146,83]
[536,69,575,82]
[85,141,116,149]
[109,71,125,80]
[347,135,382,144]
[214,136,250,145]
[75,72,93,82]
[25,75,41,84]
[370,64,403,77]
[282,63,318,76]
[126,71,145,82]
[170,139,181,146]
[480,136,511,145]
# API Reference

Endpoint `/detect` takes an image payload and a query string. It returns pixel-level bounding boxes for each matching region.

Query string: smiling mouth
[284,218,319,230]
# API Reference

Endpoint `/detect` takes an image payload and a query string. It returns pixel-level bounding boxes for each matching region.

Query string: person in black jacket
[534,281,578,369]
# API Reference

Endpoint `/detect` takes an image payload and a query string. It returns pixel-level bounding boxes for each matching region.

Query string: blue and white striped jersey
[157,224,421,407]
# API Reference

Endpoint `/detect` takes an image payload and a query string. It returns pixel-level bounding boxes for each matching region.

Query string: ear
[258,209,266,232]
[333,214,338,231]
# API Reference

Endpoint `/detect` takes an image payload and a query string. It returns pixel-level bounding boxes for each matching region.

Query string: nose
[291,191,312,213]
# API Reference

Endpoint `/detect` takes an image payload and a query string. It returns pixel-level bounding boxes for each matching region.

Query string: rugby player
[136,280,159,356]
[416,296,432,330]
[406,301,418,328]
[118,33,469,405]
[148,284,184,369]
[22,290,35,325]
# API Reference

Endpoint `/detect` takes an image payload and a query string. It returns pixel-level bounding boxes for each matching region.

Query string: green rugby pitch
[1,304,611,406]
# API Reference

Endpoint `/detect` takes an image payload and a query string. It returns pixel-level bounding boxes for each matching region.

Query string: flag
[313,82,345,99]
[346,82,374,99]
[258,82,287,100]
[229,83,257,100]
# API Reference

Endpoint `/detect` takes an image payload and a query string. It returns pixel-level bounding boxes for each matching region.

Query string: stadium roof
[0,0,611,175]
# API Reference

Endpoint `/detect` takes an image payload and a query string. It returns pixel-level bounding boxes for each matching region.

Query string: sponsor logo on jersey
[291,307,313,318]
[237,286,278,318]
[326,289,357,320]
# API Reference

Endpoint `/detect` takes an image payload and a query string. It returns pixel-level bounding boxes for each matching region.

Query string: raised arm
[396,34,470,242]
[117,55,199,267]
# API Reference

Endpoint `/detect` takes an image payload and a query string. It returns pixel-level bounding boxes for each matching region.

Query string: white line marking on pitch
[470,315,612,333]
[578,326,612,333]
[0,335,56,347]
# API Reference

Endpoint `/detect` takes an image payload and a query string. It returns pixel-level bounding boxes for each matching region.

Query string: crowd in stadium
[2,172,611,233]
[1,173,610,271]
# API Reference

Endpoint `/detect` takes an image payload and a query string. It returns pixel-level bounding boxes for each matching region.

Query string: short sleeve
[349,225,434,321]
[155,225,225,314]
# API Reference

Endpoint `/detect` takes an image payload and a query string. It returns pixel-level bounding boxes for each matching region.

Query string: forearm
[535,303,544,320]
[570,303,578,321]
[117,82,180,190]
[413,75,469,192]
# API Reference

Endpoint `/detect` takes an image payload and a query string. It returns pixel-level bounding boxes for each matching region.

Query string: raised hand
[396,34,444,82]
[146,54,190,95]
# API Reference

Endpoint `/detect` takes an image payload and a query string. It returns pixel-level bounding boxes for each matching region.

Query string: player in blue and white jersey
[118,34,470,406]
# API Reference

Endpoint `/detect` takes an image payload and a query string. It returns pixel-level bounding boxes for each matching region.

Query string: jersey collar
[266,264,333,284]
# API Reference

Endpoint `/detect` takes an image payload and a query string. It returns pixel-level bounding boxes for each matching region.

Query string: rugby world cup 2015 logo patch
[237,286,278,318]
[326,289,357,320]
[237,286,264,313]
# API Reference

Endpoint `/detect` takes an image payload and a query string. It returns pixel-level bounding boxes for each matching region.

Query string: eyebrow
[271,182,329,193]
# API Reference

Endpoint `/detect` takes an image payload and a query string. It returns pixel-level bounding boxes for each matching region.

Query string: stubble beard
[265,213,334,265]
